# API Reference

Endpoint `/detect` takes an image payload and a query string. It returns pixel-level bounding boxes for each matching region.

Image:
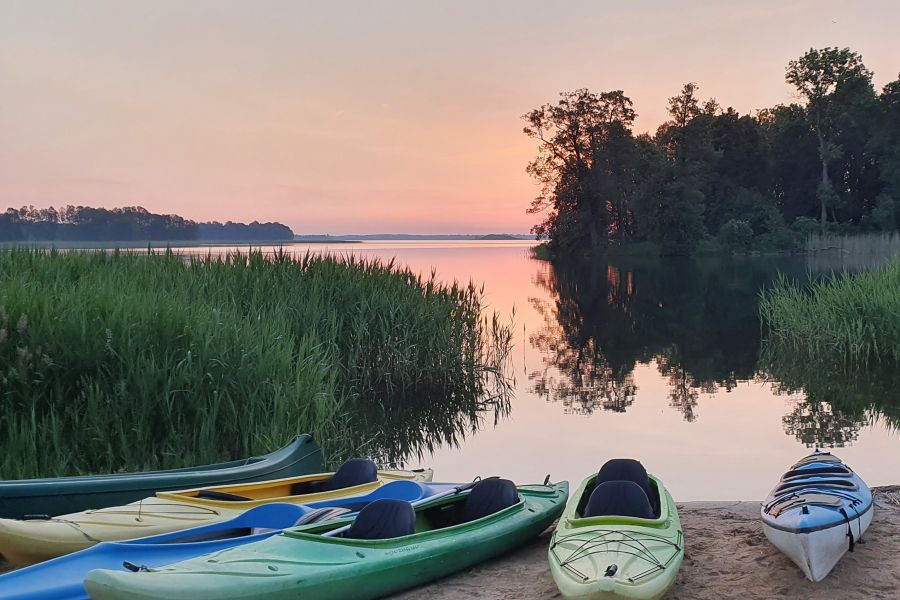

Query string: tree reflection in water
[529,255,898,444]
[762,342,900,447]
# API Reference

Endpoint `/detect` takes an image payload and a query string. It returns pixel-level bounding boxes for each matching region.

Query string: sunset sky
[2,1,898,234]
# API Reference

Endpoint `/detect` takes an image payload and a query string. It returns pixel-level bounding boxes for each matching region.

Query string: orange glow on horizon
[1,1,898,233]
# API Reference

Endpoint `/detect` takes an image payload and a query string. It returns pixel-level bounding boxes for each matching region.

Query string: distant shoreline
[0,240,358,250]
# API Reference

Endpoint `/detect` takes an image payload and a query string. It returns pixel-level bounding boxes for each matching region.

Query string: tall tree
[523,89,637,253]
[786,47,874,225]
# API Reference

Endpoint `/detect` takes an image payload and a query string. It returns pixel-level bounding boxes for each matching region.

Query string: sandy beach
[395,486,900,600]
[2,488,899,598]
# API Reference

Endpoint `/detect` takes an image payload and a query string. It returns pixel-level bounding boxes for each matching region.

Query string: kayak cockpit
[157,459,388,505]
[570,460,669,527]
[290,478,527,542]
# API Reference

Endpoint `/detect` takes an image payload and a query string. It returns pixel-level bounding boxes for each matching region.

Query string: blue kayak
[0,480,457,600]
[761,450,873,581]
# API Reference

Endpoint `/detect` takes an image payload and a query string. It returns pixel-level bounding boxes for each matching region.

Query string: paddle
[321,478,492,538]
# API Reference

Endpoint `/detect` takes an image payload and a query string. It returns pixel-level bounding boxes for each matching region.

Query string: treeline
[0,205,294,242]
[524,47,900,255]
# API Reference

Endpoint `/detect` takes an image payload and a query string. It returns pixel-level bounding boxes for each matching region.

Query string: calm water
[174,241,900,500]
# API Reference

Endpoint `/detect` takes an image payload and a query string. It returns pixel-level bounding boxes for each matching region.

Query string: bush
[718,219,753,252]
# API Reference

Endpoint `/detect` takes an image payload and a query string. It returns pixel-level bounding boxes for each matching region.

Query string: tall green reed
[0,249,512,478]
[759,258,900,367]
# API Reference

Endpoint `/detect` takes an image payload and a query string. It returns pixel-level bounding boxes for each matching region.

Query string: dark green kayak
[0,435,322,519]
[84,479,569,600]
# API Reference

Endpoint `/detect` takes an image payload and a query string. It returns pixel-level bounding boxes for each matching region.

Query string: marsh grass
[0,248,512,479]
[759,258,900,367]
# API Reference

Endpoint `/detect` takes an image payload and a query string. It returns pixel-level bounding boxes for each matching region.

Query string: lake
[168,240,900,501]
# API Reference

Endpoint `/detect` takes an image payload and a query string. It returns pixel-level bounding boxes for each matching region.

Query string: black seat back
[462,478,519,522]
[318,458,378,492]
[583,481,654,519]
[343,499,415,540]
[597,459,651,499]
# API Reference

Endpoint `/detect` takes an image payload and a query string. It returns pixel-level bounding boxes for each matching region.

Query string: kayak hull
[0,435,323,519]
[0,480,457,600]
[83,482,569,600]
[0,468,432,566]
[549,474,683,600]
[761,451,873,582]
[763,505,873,582]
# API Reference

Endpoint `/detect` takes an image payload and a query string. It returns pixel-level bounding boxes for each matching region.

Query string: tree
[786,47,874,225]
[523,89,638,253]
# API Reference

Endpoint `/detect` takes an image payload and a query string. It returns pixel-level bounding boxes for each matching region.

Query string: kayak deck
[0,463,433,566]
[84,481,569,600]
[0,436,324,520]
[550,465,683,600]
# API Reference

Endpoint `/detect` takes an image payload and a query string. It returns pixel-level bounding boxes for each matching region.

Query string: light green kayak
[85,479,569,600]
[549,461,683,600]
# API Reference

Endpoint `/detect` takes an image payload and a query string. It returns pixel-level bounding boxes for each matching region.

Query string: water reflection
[529,256,899,446]
[345,383,512,467]
[762,342,900,447]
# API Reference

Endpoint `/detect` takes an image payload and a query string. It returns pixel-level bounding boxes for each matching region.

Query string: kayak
[0,459,432,566]
[0,435,323,519]
[549,460,683,600]
[83,479,569,600]
[0,480,457,600]
[761,450,873,582]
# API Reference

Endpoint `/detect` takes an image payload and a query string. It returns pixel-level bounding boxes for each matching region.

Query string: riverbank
[2,487,898,595]
[396,486,900,600]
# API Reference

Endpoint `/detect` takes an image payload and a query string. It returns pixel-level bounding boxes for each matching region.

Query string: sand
[3,487,899,598]
[395,486,900,600]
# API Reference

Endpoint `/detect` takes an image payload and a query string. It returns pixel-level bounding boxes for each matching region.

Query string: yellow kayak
[0,459,432,566]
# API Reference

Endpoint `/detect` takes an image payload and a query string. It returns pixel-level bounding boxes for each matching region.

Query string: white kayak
[761,450,873,582]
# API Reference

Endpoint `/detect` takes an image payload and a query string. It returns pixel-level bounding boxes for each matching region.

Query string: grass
[759,258,900,367]
[0,248,512,479]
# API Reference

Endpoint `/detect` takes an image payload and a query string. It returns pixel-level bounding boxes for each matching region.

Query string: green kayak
[549,460,683,600]
[0,435,322,519]
[84,479,568,600]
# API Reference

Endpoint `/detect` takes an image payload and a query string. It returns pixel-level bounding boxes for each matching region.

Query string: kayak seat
[596,459,658,517]
[597,459,651,498]
[196,490,253,502]
[291,458,378,495]
[583,481,654,520]
[462,478,519,523]
[343,499,415,540]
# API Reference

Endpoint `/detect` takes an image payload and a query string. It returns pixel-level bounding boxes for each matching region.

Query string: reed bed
[759,258,900,367]
[805,232,900,272]
[0,249,512,479]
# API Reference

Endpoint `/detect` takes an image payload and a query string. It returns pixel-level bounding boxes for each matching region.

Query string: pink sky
[1,1,898,234]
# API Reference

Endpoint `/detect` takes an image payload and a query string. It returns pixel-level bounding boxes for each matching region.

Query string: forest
[0,205,294,242]
[524,47,900,256]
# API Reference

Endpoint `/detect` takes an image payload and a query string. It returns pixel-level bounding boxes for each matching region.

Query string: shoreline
[397,486,900,600]
[3,487,899,597]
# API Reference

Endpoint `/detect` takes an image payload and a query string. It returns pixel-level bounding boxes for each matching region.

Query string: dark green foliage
[718,220,753,252]
[0,205,293,242]
[0,249,512,478]
[525,47,899,257]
